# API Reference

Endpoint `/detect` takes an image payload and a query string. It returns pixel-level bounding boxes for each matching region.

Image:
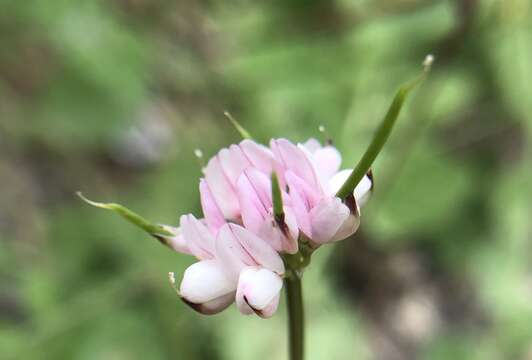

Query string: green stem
[285,273,304,360]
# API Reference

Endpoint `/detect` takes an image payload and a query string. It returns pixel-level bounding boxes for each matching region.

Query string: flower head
[166,137,373,317]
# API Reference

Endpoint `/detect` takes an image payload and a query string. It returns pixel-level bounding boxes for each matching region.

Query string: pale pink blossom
[272,138,373,245]
[236,168,299,254]
[167,137,372,317]
[202,140,274,221]
[170,211,284,316]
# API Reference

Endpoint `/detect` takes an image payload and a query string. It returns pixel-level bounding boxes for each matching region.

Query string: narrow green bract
[77,192,172,236]
[224,111,253,140]
[335,59,433,200]
[271,172,284,219]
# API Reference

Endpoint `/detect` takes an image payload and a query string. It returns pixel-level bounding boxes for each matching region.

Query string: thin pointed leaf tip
[76,192,172,236]
[335,54,434,200]
[224,111,253,140]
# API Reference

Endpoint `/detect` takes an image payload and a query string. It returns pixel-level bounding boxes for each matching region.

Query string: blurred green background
[1,0,532,359]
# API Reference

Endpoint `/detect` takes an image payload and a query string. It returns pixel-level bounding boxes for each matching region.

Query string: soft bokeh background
[1,0,532,359]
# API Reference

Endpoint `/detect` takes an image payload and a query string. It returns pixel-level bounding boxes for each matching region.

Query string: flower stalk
[282,238,312,360]
[285,271,304,360]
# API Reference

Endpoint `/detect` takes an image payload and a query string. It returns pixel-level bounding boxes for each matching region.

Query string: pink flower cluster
[165,138,373,317]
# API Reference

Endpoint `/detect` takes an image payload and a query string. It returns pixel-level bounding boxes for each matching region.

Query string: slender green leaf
[336,55,434,199]
[77,192,172,236]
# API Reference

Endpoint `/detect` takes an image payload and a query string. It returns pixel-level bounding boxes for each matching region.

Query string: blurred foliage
[1,0,532,359]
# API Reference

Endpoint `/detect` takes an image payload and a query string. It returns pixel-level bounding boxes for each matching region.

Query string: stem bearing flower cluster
[79,55,433,360]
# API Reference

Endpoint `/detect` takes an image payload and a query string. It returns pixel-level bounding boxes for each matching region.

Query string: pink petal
[215,224,256,280]
[203,157,240,219]
[286,171,321,208]
[237,182,265,234]
[308,198,350,244]
[235,291,254,315]
[257,207,299,254]
[199,179,226,232]
[282,206,299,253]
[242,166,292,208]
[239,139,275,174]
[218,145,251,186]
[243,168,272,208]
[270,138,321,191]
[159,225,192,255]
[178,260,236,314]
[285,171,321,237]
[182,292,234,315]
[180,214,215,260]
[236,170,270,234]
[236,169,297,253]
[236,267,283,318]
[228,223,285,275]
[330,212,360,242]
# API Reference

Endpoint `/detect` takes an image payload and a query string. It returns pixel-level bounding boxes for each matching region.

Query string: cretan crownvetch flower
[164,136,373,317]
[78,55,433,360]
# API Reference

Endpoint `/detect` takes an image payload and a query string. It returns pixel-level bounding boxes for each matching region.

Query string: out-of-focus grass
[1,0,532,359]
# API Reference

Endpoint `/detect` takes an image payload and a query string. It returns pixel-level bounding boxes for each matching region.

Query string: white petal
[353,173,373,207]
[327,170,373,207]
[327,169,352,196]
[312,146,341,185]
[179,260,236,304]
[236,267,283,318]
[302,138,322,154]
